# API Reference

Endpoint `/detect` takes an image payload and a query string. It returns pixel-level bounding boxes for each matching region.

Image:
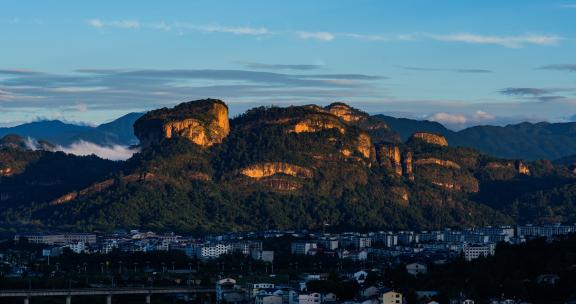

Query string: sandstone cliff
[409,132,449,147]
[134,99,229,147]
[325,102,366,123]
[240,162,313,179]
[376,144,403,176]
[414,158,461,170]
[402,151,415,181]
[291,114,346,134]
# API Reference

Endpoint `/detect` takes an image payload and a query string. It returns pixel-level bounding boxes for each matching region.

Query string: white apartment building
[197,243,232,259]
[291,242,317,255]
[298,293,321,304]
[463,243,495,261]
[381,290,403,304]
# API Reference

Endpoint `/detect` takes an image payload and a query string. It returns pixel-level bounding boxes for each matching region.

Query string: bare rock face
[134,99,229,147]
[325,102,366,123]
[402,151,415,181]
[291,114,346,134]
[414,158,461,170]
[409,132,449,147]
[0,167,13,176]
[377,144,403,176]
[356,132,375,160]
[391,186,409,206]
[515,160,531,175]
[240,162,313,179]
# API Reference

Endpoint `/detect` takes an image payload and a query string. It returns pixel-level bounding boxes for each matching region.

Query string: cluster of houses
[215,275,541,304]
[215,275,405,304]
[12,224,576,263]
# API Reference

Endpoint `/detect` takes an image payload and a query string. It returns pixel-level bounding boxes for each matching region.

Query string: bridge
[0,287,215,304]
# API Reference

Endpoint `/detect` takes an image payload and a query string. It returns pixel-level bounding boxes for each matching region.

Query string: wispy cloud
[539,64,576,72]
[238,62,324,71]
[399,66,492,73]
[341,33,388,41]
[87,19,271,36]
[428,110,496,129]
[0,68,387,118]
[500,87,575,96]
[83,19,564,49]
[88,19,140,29]
[296,31,335,41]
[0,69,43,75]
[559,4,576,8]
[57,140,138,161]
[428,33,561,48]
[194,24,270,36]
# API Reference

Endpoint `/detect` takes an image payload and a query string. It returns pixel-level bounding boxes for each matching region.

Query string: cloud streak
[238,62,324,71]
[296,31,335,41]
[428,33,561,48]
[84,19,564,49]
[399,66,492,73]
[57,140,138,161]
[539,64,576,72]
[88,19,140,29]
[0,68,388,118]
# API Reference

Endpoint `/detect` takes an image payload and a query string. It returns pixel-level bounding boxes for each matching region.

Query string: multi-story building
[463,243,495,261]
[251,250,274,262]
[318,237,339,250]
[14,233,97,245]
[291,242,317,255]
[298,293,321,304]
[517,224,576,239]
[197,243,233,259]
[381,290,403,304]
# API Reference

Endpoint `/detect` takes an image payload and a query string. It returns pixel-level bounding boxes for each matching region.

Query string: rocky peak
[408,132,449,147]
[325,102,368,123]
[134,99,229,148]
[402,150,415,181]
[376,144,403,176]
[515,160,531,175]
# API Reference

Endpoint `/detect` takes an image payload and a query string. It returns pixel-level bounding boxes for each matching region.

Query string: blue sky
[1,0,575,129]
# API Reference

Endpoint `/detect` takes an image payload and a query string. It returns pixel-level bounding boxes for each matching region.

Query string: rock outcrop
[402,151,415,181]
[134,99,229,147]
[515,160,531,175]
[291,114,345,134]
[0,167,13,176]
[409,132,449,147]
[392,186,409,206]
[325,102,366,123]
[377,144,403,176]
[355,132,374,160]
[240,162,313,180]
[414,158,461,170]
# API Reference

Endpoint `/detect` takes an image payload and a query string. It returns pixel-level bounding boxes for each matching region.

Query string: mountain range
[0,112,143,147]
[1,99,576,233]
[2,111,576,161]
[379,115,576,160]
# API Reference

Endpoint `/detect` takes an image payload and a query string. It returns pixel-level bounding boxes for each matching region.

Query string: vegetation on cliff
[1,99,575,232]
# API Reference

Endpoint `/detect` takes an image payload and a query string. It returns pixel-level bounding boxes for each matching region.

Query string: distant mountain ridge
[1,111,575,160]
[378,115,576,160]
[0,112,144,147]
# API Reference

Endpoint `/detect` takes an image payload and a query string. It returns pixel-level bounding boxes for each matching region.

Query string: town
[1,224,575,304]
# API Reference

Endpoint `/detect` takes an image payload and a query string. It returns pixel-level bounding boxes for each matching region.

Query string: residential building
[381,290,403,304]
[291,242,317,255]
[463,244,495,261]
[406,262,428,276]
